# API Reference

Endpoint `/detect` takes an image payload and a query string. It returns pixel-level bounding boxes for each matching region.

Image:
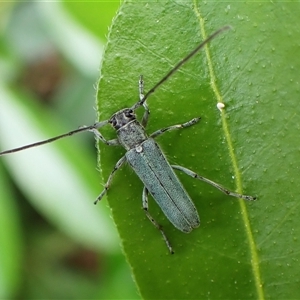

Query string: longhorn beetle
[0,26,256,253]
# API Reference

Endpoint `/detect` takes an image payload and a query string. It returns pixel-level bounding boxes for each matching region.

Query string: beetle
[0,26,256,253]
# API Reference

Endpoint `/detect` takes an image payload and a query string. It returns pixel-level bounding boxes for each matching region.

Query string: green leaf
[62,1,119,41]
[0,163,22,298]
[97,1,300,299]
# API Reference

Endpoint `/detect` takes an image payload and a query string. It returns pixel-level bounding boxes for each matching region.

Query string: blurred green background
[0,2,140,299]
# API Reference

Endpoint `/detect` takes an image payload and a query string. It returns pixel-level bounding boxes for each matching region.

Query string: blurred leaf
[0,164,22,298]
[0,2,139,299]
[0,85,118,252]
[97,1,300,299]
[31,2,104,77]
[62,1,120,41]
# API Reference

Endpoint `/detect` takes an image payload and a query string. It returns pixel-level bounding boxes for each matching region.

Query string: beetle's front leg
[139,75,150,128]
[89,127,120,146]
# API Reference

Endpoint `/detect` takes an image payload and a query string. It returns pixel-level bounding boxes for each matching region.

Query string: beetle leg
[94,155,126,204]
[150,117,200,139]
[142,186,174,254]
[172,165,256,201]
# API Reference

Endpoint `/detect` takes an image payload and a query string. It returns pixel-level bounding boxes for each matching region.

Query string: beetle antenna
[132,25,231,111]
[0,121,108,156]
[0,26,231,156]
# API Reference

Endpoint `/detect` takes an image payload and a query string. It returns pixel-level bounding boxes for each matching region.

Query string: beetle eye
[110,118,116,126]
[125,110,133,117]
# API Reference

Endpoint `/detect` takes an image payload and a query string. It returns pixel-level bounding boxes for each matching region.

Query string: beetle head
[109,108,136,130]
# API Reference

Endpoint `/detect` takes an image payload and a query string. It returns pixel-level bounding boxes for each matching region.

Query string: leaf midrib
[193,2,264,299]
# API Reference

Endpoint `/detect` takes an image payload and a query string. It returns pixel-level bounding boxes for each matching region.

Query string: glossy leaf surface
[97,1,300,299]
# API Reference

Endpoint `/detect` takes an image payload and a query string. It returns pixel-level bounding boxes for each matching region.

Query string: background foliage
[0,2,139,299]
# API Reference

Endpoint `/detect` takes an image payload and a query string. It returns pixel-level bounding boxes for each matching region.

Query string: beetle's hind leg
[172,165,256,201]
[142,187,174,254]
